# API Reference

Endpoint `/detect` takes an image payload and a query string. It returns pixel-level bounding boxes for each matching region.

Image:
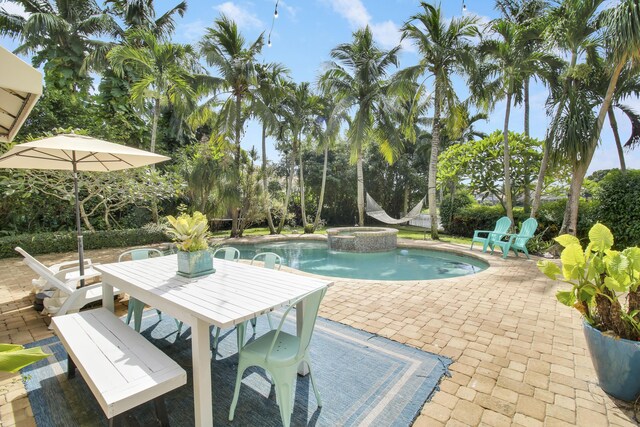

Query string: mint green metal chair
[490,217,538,259]
[212,247,240,261]
[209,247,241,350]
[119,248,163,332]
[229,288,327,427]
[470,216,512,252]
[250,252,283,270]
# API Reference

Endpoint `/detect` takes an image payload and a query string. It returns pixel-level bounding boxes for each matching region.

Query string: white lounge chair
[15,247,121,322]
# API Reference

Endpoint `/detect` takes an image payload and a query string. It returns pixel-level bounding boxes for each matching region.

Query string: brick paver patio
[0,238,637,426]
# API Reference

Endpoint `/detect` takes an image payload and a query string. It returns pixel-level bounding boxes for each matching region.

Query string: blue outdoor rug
[22,312,451,426]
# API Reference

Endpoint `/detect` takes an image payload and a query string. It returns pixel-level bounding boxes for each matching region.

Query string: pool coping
[210,234,510,285]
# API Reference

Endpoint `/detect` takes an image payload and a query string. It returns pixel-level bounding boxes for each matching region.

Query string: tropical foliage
[0,0,638,251]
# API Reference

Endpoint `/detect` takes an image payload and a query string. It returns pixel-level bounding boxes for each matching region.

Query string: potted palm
[538,223,640,401]
[166,211,214,278]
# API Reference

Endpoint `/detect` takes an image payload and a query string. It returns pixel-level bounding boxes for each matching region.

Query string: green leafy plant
[165,211,211,252]
[538,223,640,340]
[0,344,50,373]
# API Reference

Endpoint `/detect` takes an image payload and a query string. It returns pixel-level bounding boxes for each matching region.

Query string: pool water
[223,241,487,281]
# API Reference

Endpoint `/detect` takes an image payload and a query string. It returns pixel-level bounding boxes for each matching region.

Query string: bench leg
[67,355,76,379]
[154,397,170,426]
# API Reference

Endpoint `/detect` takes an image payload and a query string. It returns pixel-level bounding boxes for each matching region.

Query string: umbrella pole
[72,155,85,287]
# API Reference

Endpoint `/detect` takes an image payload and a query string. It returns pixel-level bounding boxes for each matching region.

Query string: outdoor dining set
[18,246,333,427]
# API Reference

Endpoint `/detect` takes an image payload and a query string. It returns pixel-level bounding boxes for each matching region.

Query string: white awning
[0,45,42,143]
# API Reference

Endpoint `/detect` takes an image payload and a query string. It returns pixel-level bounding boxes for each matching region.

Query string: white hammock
[365,192,426,224]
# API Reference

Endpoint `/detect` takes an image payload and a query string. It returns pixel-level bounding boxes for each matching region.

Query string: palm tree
[199,15,264,237]
[312,95,345,231]
[401,3,478,239]
[530,0,602,219]
[320,27,403,226]
[253,62,290,234]
[281,82,322,229]
[496,0,553,213]
[593,60,640,172]
[108,29,198,154]
[0,0,114,92]
[560,0,640,235]
[478,18,559,224]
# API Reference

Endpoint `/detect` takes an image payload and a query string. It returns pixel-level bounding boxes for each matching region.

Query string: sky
[1,0,638,174]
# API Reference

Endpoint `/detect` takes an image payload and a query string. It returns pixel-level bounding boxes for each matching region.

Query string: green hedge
[445,200,598,240]
[596,170,640,249]
[0,228,170,259]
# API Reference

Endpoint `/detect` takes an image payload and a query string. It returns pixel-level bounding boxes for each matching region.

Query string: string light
[462,0,467,12]
[267,0,279,47]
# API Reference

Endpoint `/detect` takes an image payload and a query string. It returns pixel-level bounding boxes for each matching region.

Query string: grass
[211,224,472,246]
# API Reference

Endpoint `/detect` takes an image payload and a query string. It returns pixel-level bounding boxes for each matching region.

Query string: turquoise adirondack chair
[229,287,327,427]
[119,248,163,332]
[470,216,512,252]
[490,217,538,259]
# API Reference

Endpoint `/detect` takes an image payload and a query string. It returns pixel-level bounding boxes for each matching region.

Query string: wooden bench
[51,308,187,427]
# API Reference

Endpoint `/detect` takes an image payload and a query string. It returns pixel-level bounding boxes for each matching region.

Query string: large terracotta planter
[176,250,214,278]
[583,321,640,401]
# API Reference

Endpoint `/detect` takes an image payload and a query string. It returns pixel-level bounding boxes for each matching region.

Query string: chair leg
[175,320,183,334]
[212,327,221,350]
[266,313,274,330]
[229,361,249,421]
[156,309,162,320]
[67,355,76,379]
[153,396,170,427]
[272,371,294,427]
[305,360,322,407]
[250,318,257,335]
[132,300,144,332]
[125,302,134,325]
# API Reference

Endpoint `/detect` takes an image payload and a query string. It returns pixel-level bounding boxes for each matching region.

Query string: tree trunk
[403,186,409,216]
[530,142,549,218]
[277,150,295,233]
[261,124,277,233]
[356,148,365,226]
[503,92,514,226]
[524,78,530,137]
[149,98,161,223]
[608,106,626,172]
[428,81,441,240]
[231,94,242,237]
[313,144,329,230]
[563,58,625,235]
[151,98,160,153]
[532,52,577,219]
[299,139,308,228]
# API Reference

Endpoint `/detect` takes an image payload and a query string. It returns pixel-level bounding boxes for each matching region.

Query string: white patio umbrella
[0,46,42,143]
[0,134,171,283]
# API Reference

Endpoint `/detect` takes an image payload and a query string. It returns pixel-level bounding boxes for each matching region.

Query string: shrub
[596,169,640,249]
[0,228,169,259]
[535,199,598,241]
[440,190,474,232]
[446,205,529,237]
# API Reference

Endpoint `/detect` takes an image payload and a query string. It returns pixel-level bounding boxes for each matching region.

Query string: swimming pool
[222,240,488,281]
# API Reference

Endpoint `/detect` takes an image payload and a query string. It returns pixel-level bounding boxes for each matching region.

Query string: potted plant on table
[166,211,215,278]
[538,223,640,401]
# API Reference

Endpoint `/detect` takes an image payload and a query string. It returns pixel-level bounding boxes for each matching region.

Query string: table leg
[191,318,213,427]
[296,301,310,376]
[102,282,114,312]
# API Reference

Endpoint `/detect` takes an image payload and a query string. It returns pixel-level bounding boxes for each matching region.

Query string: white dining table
[96,255,333,427]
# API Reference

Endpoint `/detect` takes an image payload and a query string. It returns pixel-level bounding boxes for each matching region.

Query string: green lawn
[211,225,472,246]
